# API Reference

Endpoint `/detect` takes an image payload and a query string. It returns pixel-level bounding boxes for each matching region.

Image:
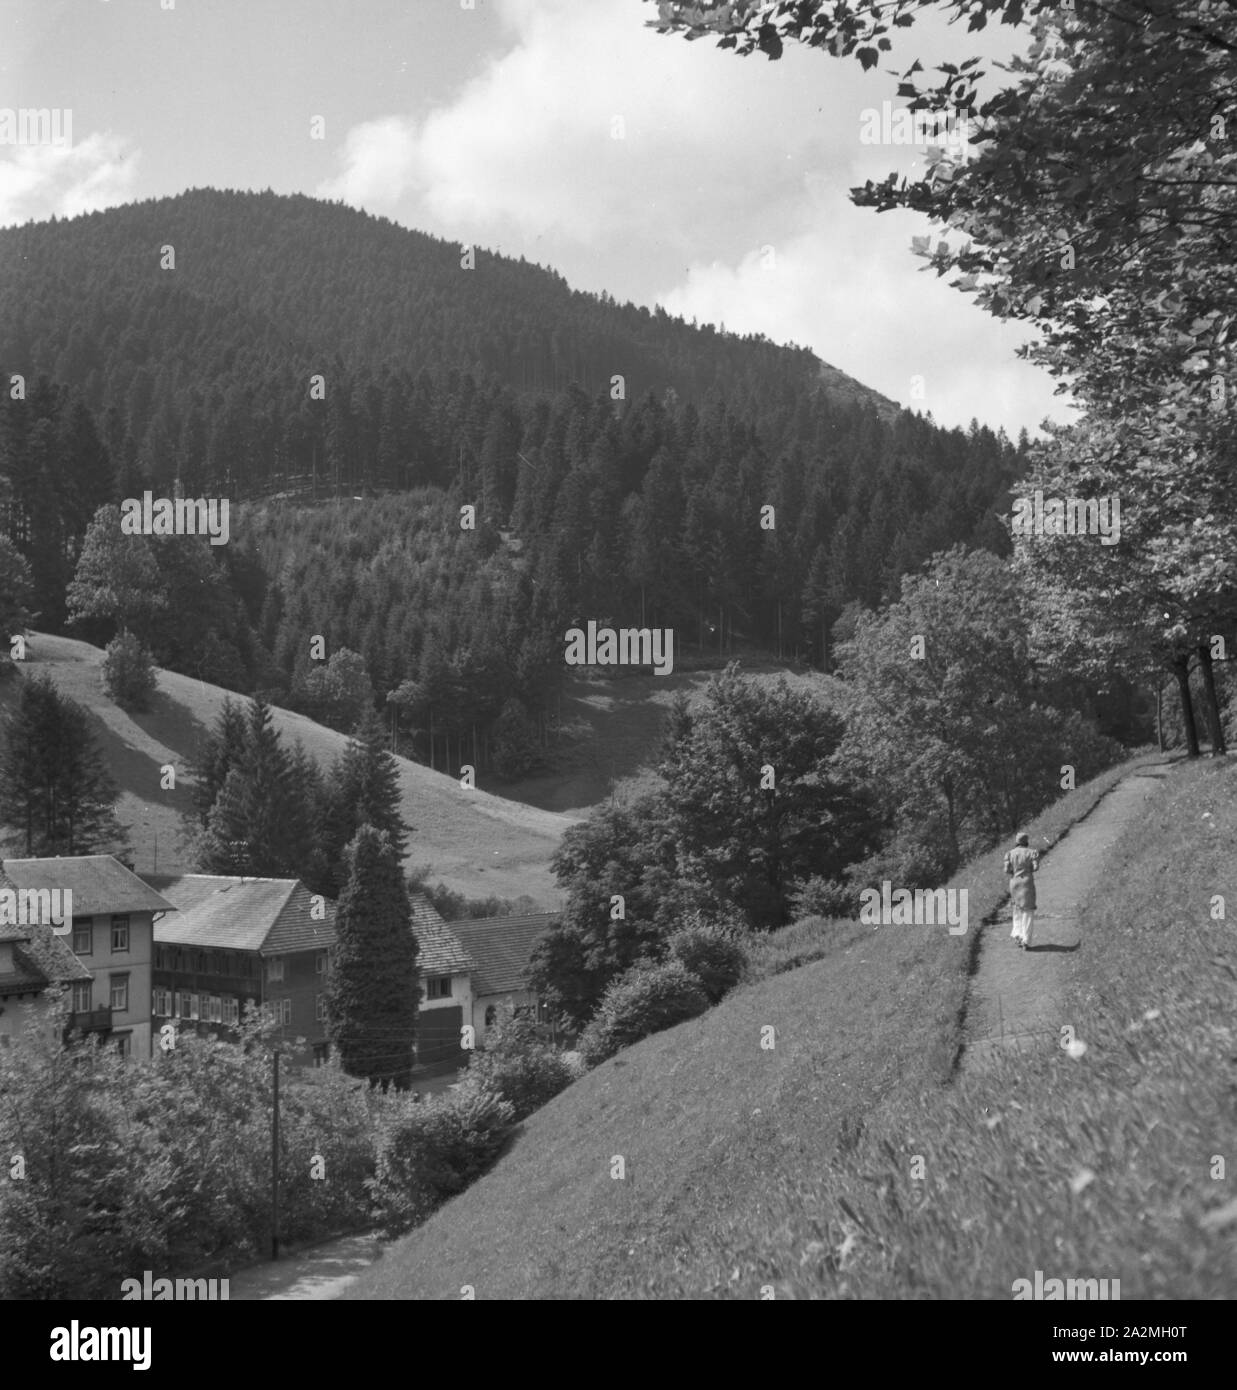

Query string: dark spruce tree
[200,697,303,877]
[325,825,419,1090]
[0,672,126,856]
[320,707,409,896]
[188,697,249,829]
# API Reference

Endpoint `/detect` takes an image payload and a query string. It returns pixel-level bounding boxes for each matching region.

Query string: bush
[101,631,158,711]
[0,1008,377,1297]
[665,912,747,1004]
[788,875,858,921]
[578,960,710,1068]
[457,1010,574,1122]
[368,1087,514,1238]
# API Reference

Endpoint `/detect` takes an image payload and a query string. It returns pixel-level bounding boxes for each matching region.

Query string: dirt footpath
[227,1232,383,1301]
[962,765,1172,1069]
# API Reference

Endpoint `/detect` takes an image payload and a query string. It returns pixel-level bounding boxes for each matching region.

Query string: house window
[72,920,92,955]
[315,993,327,1023]
[153,946,165,969]
[110,975,129,1012]
[222,996,240,1027]
[115,1034,132,1059]
[71,981,92,1012]
[315,951,328,975]
[153,987,172,1017]
[266,957,285,982]
[207,995,222,1024]
[484,1005,497,1028]
[425,976,452,1000]
[111,916,130,952]
[266,998,292,1026]
[312,1042,330,1067]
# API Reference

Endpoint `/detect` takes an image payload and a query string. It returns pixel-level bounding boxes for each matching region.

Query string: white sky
[0,0,1076,435]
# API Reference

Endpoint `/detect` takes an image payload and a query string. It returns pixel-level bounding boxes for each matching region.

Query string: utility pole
[271,1049,281,1259]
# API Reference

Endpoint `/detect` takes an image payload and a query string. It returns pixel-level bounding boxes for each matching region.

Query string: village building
[408,893,475,1067]
[449,911,560,1038]
[146,873,336,1065]
[3,855,175,1058]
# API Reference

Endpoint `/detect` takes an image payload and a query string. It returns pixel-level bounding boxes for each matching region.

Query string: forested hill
[0,187,893,468]
[0,187,1030,784]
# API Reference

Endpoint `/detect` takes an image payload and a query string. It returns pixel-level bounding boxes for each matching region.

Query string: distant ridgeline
[0,188,1027,769]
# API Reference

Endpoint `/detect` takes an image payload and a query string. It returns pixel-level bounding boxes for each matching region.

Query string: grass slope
[2,634,574,905]
[348,752,1225,1300]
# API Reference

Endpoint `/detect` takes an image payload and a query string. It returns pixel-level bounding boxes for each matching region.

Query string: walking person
[1004,831,1040,950]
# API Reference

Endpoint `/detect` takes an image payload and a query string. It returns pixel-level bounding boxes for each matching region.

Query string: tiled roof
[145,874,336,955]
[0,924,92,997]
[448,913,559,996]
[5,856,177,917]
[409,893,473,977]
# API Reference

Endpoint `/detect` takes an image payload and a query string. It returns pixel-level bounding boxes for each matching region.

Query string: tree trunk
[1171,654,1200,757]
[1196,643,1228,755]
[941,775,960,869]
[1155,682,1164,753]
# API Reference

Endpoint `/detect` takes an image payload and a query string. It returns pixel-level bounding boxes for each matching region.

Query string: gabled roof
[448,913,560,996]
[145,874,336,955]
[409,893,473,977]
[5,855,177,918]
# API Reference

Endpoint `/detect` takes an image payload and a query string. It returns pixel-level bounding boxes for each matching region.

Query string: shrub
[788,875,858,921]
[578,960,710,1068]
[664,912,747,1004]
[457,1010,574,1122]
[101,631,158,711]
[368,1087,514,1238]
[0,1009,377,1297]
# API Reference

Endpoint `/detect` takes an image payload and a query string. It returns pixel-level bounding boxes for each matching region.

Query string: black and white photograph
[0,0,1233,1351]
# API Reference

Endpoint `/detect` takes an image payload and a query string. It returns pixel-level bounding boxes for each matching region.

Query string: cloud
[0,131,140,228]
[318,0,844,245]
[316,0,1070,434]
[657,214,1076,435]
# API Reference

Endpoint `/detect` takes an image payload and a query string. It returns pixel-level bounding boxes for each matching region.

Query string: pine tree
[0,672,126,856]
[0,536,33,647]
[200,698,300,876]
[325,825,419,1089]
[320,707,409,896]
[189,697,249,829]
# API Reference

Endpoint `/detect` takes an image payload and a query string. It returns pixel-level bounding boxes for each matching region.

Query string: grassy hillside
[1,634,574,905]
[347,751,1237,1300]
